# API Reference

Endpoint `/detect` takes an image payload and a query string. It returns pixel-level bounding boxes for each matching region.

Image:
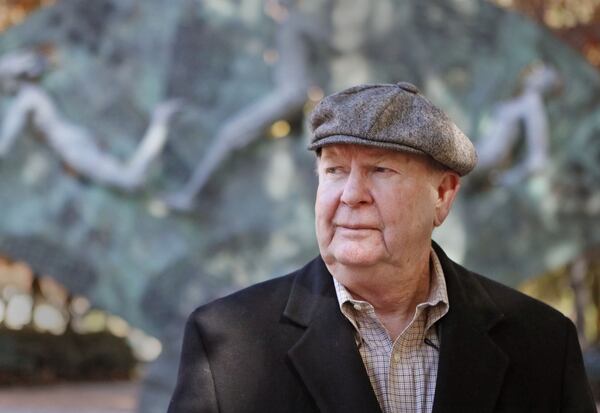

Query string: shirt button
[393,353,401,363]
[353,304,361,310]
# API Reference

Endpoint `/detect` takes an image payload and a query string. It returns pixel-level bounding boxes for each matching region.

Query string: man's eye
[373,166,391,173]
[325,167,341,174]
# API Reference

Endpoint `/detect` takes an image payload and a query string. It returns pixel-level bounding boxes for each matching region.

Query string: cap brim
[308,134,427,157]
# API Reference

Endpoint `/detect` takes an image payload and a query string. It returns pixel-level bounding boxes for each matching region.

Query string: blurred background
[0,0,599,412]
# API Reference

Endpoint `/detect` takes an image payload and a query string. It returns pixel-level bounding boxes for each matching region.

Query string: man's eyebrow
[371,154,390,162]
[319,150,343,161]
[366,152,400,165]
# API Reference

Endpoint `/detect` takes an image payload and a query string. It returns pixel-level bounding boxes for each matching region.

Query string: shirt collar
[333,247,449,332]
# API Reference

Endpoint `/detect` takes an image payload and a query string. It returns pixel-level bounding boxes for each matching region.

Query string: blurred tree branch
[492,0,600,68]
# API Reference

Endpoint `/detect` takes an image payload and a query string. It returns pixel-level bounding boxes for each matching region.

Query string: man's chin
[319,242,387,267]
[330,252,383,267]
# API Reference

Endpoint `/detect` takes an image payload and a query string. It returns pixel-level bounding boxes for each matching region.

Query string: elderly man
[168,82,595,413]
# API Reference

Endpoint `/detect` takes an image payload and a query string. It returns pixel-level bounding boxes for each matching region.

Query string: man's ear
[433,171,461,227]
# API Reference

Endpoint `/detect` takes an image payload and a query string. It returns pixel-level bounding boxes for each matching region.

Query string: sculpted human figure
[476,63,561,186]
[168,82,595,412]
[164,0,327,210]
[0,50,181,192]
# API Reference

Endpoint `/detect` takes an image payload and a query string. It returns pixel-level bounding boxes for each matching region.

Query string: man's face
[315,144,447,268]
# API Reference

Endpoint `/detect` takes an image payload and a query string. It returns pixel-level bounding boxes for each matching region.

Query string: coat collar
[431,243,508,413]
[283,244,509,413]
[284,258,382,413]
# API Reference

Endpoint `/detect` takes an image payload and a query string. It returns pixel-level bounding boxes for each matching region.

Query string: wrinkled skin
[315,144,460,302]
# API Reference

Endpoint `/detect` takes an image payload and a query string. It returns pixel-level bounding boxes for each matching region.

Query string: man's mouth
[335,224,379,230]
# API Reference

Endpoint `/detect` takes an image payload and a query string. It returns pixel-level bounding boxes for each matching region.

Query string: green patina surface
[0,1,598,409]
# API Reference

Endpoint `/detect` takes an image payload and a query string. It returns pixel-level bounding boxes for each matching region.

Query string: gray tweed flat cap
[308,82,477,176]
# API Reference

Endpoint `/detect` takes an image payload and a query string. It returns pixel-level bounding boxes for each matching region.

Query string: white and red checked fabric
[333,249,449,413]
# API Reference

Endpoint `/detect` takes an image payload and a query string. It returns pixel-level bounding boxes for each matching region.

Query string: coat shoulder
[433,242,569,329]
[470,270,568,325]
[187,258,321,330]
[190,271,296,324]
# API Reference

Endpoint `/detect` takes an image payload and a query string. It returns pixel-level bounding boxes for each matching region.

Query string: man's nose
[340,170,372,206]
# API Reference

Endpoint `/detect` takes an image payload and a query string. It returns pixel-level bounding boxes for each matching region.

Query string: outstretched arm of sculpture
[163,84,307,210]
[163,1,320,211]
[43,97,182,191]
[118,99,183,188]
[164,11,316,210]
[0,83,181,191]
[0,86,45,156]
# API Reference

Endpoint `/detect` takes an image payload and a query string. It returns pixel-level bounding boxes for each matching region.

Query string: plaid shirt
[333,249,449,413]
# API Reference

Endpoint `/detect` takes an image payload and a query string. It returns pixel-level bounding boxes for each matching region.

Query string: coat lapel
[283,258,382,413]
[283,247,510,413]
[432,243,509,413]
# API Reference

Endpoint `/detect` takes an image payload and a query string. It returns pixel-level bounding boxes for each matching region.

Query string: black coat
[168,243,596,412]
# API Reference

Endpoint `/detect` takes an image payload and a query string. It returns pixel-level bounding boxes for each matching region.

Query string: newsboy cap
[308,82,477,176]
